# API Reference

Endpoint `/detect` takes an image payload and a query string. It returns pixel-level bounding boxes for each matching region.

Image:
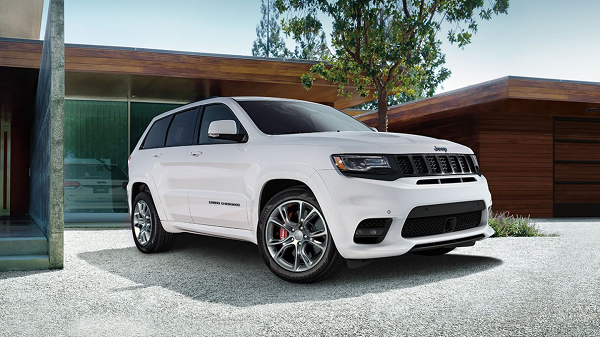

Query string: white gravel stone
[1,220,599,336]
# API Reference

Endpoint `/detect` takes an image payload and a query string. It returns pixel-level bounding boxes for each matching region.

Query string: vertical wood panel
[479,101,554,217]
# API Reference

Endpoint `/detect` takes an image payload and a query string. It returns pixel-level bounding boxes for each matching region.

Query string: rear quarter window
[142,116,172,149]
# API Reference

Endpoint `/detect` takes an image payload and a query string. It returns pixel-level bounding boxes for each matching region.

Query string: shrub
[488,211,549,237]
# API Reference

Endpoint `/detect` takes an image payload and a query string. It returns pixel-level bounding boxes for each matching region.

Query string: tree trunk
[377,89,388,132]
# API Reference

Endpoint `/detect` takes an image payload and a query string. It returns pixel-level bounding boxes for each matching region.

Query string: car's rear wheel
[132,192,176,253]
[257,186,345,283]
[412,247,455,256]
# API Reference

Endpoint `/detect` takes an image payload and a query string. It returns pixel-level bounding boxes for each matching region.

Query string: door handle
[153,153,162,158]
[190,151,203,157]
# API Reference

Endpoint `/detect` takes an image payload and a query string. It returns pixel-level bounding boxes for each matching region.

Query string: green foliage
[488,211,550,237]
[352,91,424,110]
[252,0,330,60]
[252,0,291,58]
[292,30,330,60]
[276,0,509,131]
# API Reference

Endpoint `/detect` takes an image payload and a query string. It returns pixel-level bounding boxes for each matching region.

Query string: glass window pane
[236,100,371,135]
[166,109,197,147]
[142,116,171,149]
[130,102,182,153]
[64,100,128,214]
[199,104,241,144]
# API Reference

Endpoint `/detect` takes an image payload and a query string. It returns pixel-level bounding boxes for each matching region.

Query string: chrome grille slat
[396,154,479,177]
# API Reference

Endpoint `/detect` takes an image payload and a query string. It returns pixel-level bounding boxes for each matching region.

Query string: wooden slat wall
[555,142,600,161]
[389,110,480,155]
[478,101,554,217]
[509,78,600,103]
[555,120,600,141]
[553,118,600,216]
[554,185,600,204]
[555,163,600,182]
[359,79,508,126]
[0,40,42,68]
[0,40,369,109]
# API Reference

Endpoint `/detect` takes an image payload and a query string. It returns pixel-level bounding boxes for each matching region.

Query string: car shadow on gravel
[78,233,502,307]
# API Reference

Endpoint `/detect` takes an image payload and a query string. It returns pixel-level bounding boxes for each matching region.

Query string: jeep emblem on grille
[434,146,448,152]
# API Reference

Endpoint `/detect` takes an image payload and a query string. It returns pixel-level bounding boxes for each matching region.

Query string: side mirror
[208,120,246,142]
[370,127,378,132]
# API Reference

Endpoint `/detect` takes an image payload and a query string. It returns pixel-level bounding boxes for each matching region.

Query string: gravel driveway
[1,220,599,336]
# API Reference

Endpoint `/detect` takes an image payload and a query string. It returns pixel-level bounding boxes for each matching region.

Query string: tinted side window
[165,109,197,147]
[199,104,243,144]
[142,116,171,149]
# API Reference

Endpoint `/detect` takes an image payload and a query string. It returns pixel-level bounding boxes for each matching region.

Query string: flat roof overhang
[0,0,44,40]
[0,38,371,109]
[357,76,600,126]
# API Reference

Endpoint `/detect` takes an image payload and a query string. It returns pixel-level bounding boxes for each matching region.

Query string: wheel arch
[128,175,168,221]
[251,166,341,247]
[259,179,310,215]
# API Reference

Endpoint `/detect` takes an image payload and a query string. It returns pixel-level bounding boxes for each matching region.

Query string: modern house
[358,77,600,218]
[1,0,597,272]
[0,0,369,270]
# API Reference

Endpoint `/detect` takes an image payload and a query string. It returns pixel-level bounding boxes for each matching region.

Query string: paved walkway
[1,220,599,336]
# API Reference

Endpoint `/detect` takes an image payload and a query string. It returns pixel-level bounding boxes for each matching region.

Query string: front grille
[413,156,428,174]
[438,156,451,173]
[401,210,483,238]
[397,156,414,175]
[449,155,460,172]
[396,154,479,177]
[426,155,441,173]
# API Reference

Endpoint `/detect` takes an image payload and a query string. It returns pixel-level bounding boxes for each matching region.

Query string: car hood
[271,131,473,154]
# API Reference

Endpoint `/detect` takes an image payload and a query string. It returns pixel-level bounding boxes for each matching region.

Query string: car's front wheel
[132,192,176,253]
[257,186,345,283]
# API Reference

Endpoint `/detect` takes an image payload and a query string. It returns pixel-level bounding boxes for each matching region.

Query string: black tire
[257,186,345,283]
[412,247,455,256]
[131,191,176,253]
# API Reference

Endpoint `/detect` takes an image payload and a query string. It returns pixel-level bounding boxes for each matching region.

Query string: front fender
[250,164,331,240]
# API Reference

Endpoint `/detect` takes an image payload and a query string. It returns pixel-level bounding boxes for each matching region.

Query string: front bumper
[314,169,494,259]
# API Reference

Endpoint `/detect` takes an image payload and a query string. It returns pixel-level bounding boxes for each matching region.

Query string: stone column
[31,0,64,269]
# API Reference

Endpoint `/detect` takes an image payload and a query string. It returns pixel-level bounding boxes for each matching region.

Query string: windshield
[236,100,372,135]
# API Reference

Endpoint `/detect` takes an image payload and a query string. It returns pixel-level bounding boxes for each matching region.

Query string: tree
[292,29,330,60]
[353,91,423,111]
[252,0,291,58]
[276,0,509,131]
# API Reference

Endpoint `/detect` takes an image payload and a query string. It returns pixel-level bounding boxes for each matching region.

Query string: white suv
[128,97,494,283]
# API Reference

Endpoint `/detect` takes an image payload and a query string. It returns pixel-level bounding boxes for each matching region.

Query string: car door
[187,103,252,230]
[138,108,198,223]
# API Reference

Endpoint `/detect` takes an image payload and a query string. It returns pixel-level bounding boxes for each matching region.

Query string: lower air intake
[354,218,392,244]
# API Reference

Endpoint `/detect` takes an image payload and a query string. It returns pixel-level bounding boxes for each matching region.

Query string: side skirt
[164,221,257,244]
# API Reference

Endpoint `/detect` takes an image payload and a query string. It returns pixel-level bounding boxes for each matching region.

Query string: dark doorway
[0,66,38,215]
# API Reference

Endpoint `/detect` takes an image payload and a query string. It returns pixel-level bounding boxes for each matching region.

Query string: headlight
[470,154,479,167]
[332,155,391,172]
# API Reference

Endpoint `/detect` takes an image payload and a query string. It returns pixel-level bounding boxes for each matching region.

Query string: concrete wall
[30,0,64,269]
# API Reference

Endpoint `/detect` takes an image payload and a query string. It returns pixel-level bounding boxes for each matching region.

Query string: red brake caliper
[280,227,288,239]
[279,211,294,239]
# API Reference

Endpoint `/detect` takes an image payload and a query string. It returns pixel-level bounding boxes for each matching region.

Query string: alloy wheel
[133,200,152,246]
[265,200,329,272]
